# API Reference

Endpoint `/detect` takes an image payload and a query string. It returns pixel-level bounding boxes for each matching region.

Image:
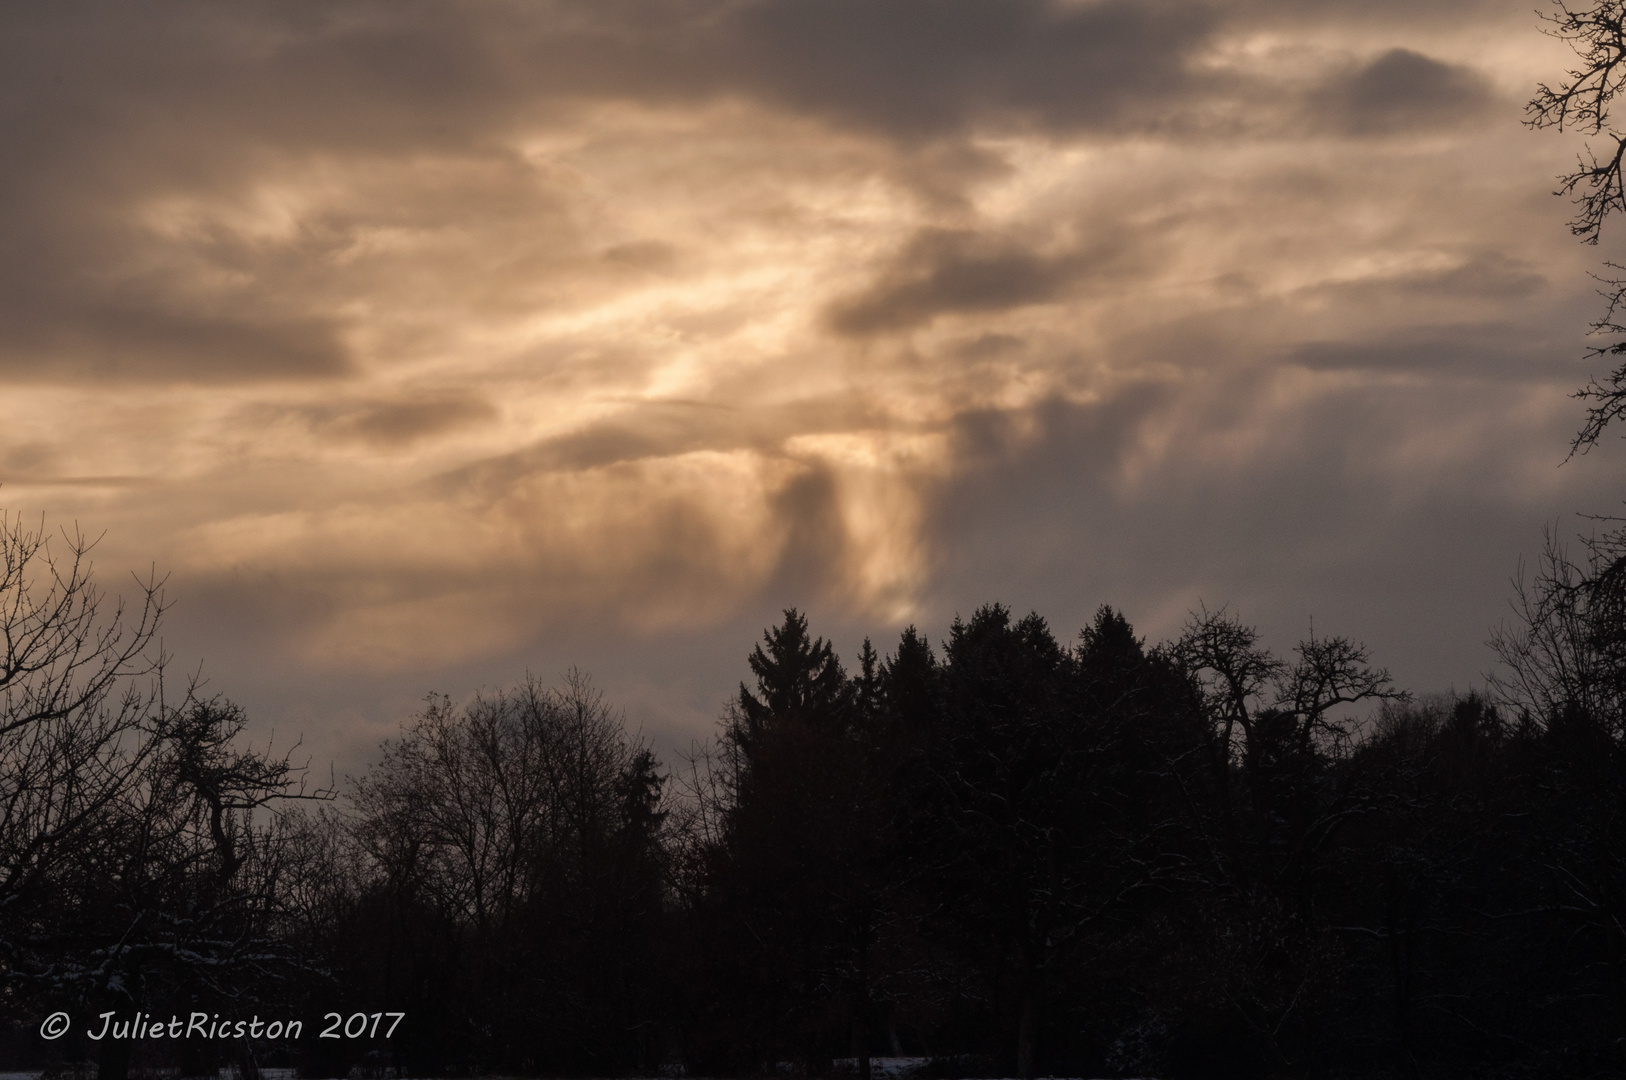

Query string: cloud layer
[0,0,1612,768]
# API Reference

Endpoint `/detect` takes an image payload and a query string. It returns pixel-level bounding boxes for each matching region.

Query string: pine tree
[728,609,851,758]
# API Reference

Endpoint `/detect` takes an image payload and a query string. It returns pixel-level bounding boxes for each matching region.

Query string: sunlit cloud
[0,0,1614,762]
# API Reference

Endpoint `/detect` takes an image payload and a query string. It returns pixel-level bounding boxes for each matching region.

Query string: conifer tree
[728,609,851,759]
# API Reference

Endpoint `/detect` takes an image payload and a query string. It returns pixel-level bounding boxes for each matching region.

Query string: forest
[2,508,1626,1079]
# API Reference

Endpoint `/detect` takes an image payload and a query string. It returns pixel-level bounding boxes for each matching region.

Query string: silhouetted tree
[727,608,852,761]
[0,515,166,1009]
[1488,526,1626,1066]
[348,670,670,1075]
[1528,0,1626,451]
[1166,607,1402,1075]
[688,610,898,1075]
[0,518,331,1080]
[892,605,1195,1076]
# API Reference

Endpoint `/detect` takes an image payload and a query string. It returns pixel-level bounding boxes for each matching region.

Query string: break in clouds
[0,0,1614,756]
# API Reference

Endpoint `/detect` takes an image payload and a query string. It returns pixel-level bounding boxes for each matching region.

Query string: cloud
[1290,334,1546,377]
[0,304,351,383]
[272,394,497,447]
[723,0,1220,138]
[0,3,1514,387]
[0,0,1072,390]
[827,228,1125,336]
[1305,48,1498,136]
[0,0,1613,761]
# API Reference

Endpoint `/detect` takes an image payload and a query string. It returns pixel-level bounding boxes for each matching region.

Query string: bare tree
[1528,0,1626,451]
[0,514,166,997]
[349,669,671,1073]
[1487,527,1623,727]
[1281,632,1405,756]
[353,671,653,931]
[75,694,325,1080]
[1170,607,1404,1072]
[0,514,331,1080]
[1486,521,1626,1061]
[1174,606,1402,773]
[1172,605,1284,793]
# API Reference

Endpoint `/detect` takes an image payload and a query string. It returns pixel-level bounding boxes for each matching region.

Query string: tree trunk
[1389,923,1419,1080]
[1609,912,1626,1072]
[1015,998,1037,1080]
[237,1036,260,1080]
[855,943,872,1080]
[96,1037,129,1080]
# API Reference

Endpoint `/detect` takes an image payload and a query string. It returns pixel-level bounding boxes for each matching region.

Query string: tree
[686,611,891,1077]
[0,514,338,1080]
[1490,526,1626,734]
[0,514,166,1033]
[1528,0,1626,451]
[882,625,939,744]
[348,670,670,1075]
[1488,526,1626,1062]
[0,515,165,931]
[726,608,851,763]
[1171,605,1285,826]
[1169,607,1403,1075]
[70,694,319,1080]
[898,605,1195,1077]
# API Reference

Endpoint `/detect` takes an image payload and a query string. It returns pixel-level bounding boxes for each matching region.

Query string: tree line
[3,509,1626,1079]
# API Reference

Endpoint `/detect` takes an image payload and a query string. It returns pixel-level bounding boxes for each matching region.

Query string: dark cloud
[1306,48,1497,136]
[1404,252,1546,299]
[434,402,741,495]
[0,1,1515,387]
[724,0,1219,138]
[0,0,1598,758]
[0,303,350,382]
[760,464,853,603]
[603,241,681,273]
[1291,250,1548,311]
[947,386,1171,486]
[295,394,498,446]
[430,392,905,499]
[509,424,672,473]
[827,228,1122,336]
[0,2,560,386]
[918,371,1601,697]
[0,0,1220,333]
[0,1,1224,168]
[1288,328,1583,379]
[922,387,1175,601]
[1233,0,1516,29]
[954,333,1029,360]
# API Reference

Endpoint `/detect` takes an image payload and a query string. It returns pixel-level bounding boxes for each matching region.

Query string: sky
[2,0,1621,777]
